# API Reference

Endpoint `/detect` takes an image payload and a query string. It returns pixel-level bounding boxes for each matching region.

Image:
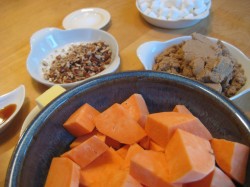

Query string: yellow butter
[35,85,66,109]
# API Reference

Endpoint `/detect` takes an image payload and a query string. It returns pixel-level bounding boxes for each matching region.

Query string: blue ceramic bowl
[6,71,250,187]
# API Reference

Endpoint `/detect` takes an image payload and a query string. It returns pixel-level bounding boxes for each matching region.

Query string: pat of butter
[35,85,66,109]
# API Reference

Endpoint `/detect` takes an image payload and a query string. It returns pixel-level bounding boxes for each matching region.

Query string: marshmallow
[185,13,194,19]
[194,3,207,15]
[204,0,210,4]
[169,7,181,20]
[158,15,167,20]
[148,11,158,18]
[159,1,166,8]
[193,0,205,9]
[139,2,150,12]
[180,8,190,18]
[182,0,195,12]
[158,7,170,17]
[173,0,182,9]
[151,1,161,12]
[143,8,152,15]
[183,0,193,4]
[164,0,175,8]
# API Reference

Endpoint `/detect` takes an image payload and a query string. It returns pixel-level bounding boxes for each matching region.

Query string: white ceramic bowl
[136,1,211,29]
[27,28,120,89]
[137,36,250,100]
[0,85,25,133]
[62,8,111,30]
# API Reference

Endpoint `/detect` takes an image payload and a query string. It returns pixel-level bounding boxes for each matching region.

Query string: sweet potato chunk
[121,93,149,128]
[44,157,80,187]
[94,103,146,144]
[211,138,249,184]
[62,135,108,169]
[80,148,124,186]
[185,166,235,187]
[173,105,192,115]
[106,170,143,187]
[117,145,130,159]
[149,140,165,152]
[123,143,144,168]
[165,129,215,183]
[130,150,181,187]
[63,103,100,137]
[69,129,105,149]
[145,112,212,148]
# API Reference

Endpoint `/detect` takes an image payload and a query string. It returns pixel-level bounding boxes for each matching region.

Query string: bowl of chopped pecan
[137,33,250,101]
[27,27,120,88]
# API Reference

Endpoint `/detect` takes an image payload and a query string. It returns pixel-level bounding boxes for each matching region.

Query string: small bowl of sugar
[136,0,211,29]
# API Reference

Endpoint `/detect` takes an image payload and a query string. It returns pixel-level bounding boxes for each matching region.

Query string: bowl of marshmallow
[136,0,211,29]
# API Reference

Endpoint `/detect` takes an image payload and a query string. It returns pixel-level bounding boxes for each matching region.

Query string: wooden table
[0,0,249,186]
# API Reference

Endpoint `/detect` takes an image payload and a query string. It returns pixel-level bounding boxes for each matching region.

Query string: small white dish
[0,85,25,133]
[63,8,111,30]
[137,36,250,101]
[27,27,120,89]
[136,1,211,29]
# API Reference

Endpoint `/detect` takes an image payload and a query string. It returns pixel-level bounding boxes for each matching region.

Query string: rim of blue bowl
[5,70,250,187]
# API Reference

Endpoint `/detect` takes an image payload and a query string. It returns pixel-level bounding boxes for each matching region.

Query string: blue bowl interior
[6,71,250,187]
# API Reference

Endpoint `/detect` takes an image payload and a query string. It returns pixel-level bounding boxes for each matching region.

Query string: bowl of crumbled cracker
[27,27,120,89]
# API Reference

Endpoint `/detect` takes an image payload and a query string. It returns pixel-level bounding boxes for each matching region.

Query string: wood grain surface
[0,0,250,186]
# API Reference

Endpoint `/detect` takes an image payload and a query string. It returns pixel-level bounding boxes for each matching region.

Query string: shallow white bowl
[27,28,120,89]
[0,85,25,132]
[62,8,111,30]
[136,1,211,29]
[137,36,250,100]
